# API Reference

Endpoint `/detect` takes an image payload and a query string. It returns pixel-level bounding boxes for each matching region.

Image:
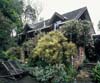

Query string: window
[54,20,62,30]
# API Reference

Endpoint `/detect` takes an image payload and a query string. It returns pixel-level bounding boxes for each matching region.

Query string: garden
[2,20,100,83]
[0,0,100,83]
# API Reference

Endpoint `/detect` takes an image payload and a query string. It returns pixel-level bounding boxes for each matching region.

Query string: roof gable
[63,7,87,20]
[24,24,32,32]
[50,12,66,24]
[23,7,92,32]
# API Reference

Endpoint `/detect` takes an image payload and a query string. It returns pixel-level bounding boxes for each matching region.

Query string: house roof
[63,7,87,20]
[50,12,66,23]
[22,7,91,33]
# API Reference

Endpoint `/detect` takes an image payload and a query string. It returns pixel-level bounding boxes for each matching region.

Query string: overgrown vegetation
[3,20,94,82]
[0,0,23,52]
[24,31,77,82]
[93,62,100,82]
[33,31,77,64]
[0,0,23,33]
[61,20,92,47]
[0,0,97,82]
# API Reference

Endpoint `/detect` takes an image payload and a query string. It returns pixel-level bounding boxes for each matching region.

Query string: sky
[25,0,100,34]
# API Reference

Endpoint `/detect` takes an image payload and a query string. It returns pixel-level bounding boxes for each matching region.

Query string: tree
[0,0,23,51]
[24,5,36,24]
[32,31,77,64]
[23,0,42,24]
[61,20,92,47]
[0,11,14,51]
[0,0,23,33]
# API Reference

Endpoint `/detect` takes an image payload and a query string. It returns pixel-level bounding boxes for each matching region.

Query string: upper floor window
[54,20,62,30]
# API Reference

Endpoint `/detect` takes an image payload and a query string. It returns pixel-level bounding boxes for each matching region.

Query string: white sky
[25,0,100,34]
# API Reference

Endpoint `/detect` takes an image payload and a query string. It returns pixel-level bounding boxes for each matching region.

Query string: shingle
[28,19,50,31]
[63,7,87,20]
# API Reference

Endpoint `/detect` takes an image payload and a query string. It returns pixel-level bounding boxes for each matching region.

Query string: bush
[33,31,77,64]
[93,61,100,82]
[25,31,77,83]
[5,46,21,60]
[27,64,73,83]
[0,51,7,60]
[61,20,92,46]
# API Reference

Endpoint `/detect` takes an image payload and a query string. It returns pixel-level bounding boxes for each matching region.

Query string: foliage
[0,11,14,51]
[85,43,97,62]
[3,32,45,61]
[23,0,43,24]
[5,47,21,60]
[22,33,44,59]
[65,64,77,81]
[0,0,23,51]
[23,31,77,83]
[93,61,100,82]
[93,36,100,61]
[61,20,92,47]
[27,63,75,83]
[28,64,67,83]
[0,51,7,60]
[24,5,36,23]
[0,0,23,30]
[22,39,35,59]
[33,31,77,64]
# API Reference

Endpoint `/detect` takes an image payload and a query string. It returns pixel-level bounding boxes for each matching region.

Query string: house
[18,7,95,44]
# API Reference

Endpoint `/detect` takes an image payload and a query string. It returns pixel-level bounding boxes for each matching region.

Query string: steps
[75,63,96,83]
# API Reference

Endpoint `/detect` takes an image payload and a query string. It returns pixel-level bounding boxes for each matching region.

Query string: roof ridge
[75,7,87,19]
[62,7,87,16]
[28,7,87,26]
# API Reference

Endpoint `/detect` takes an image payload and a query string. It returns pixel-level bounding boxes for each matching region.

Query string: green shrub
[61,20,92,46]
[25,31,77,83]
[93,61,100,82]
[5,46,21,60]
[33,31,77,64]
[27,64,69,83]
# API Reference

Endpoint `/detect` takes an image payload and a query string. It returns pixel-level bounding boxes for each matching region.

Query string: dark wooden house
[18,7,95,44]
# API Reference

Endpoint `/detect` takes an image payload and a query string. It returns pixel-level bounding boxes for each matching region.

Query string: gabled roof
[24,24,33,32]
[63,7,87,20]
[50,12,66,23]
[23,7,89,32]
